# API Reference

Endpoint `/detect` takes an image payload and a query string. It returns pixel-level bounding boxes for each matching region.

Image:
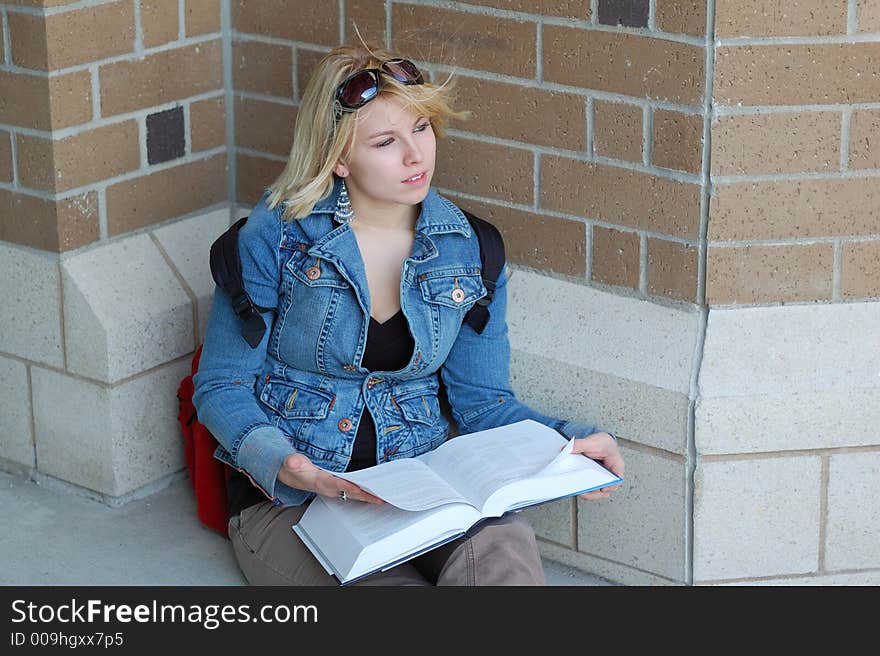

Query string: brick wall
[709,0,880,304]
[3,1,877,296]
[233,0,709,304]
[0,0,227,253]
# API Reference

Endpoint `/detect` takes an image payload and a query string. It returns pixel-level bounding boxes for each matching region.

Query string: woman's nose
[403,138,423,165]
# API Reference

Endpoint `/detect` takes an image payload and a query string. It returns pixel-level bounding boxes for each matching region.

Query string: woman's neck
[349,202,419,232]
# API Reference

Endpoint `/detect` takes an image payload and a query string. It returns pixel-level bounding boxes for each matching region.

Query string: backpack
[177,209,505,536]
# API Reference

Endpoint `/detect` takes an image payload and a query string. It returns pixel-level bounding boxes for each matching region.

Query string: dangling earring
[334,177,355,224]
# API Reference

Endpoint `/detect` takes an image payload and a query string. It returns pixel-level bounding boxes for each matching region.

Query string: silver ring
[338,490,347,501]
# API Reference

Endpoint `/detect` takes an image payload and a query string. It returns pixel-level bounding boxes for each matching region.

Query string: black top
[226,309,414,519]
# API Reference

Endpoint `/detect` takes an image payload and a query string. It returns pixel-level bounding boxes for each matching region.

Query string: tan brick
[434,136,534,205]
[0,132,12,182]
[9,2,134,71]
[710,178,880,241]
[17,121,140,193]
[711,111,840,176]
[346,0,387,46]
[56,193,101,252]
[191,97,226,152]
[0,188,99,252]
[593,100,642,163]
[592,226,639,289]
[0,72,49,129]
[296,49,327,101]
[707,243,834,304]
[100,40,223,116]
[541,155,701,238]
[393,5,537,78]
[655,0,707,37]
[141,0,179,49]
[49,71,94,129]
[648,238,698,302]
[450,76,586,149]
[237,153,285,206]
[235,97,297,157]
[544,25,705,105]
[2,1,81,6]
[653,109,703,174]
[233,40,293,98]
[0,70,91,130]
[15,134,52,190]
[106,154,227,235]
[232,0,338,45]
[842,240,880,299]
[460,0,591,18]
[186,0,222,36]
[715,43,880,106]
[447,194,586,277]
[715,1,848,37]
[859,1,880,32]
[849,109,880,170]
[7,14,48,71]
[76,126,154,194]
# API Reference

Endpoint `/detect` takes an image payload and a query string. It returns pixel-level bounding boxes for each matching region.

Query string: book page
[329,457,470,511]
[481,437,622,516]
[420,420,569,510]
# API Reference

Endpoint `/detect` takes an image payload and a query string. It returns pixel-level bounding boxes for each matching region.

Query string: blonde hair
[266,43,470,221]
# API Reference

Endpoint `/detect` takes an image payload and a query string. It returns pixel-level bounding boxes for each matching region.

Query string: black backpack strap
[460,210,505,335]
[209,217,274,348]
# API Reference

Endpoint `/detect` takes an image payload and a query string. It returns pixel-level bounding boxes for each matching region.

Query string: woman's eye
[375,123,430,148]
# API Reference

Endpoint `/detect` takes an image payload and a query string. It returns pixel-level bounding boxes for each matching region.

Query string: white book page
[481,437,623,516]
[421,420,569,511]
[330,457,470,511]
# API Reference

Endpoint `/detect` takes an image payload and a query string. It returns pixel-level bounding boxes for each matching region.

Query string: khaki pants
[228,499,546,586]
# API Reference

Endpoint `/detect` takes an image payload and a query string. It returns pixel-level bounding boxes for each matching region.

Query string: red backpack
[176,345,230,537]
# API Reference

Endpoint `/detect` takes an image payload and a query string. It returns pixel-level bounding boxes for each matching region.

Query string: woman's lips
[402,171,428,185]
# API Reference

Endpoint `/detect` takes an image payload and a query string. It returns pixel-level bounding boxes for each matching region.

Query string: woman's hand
[278,453,385,505]
[570,432,625,501]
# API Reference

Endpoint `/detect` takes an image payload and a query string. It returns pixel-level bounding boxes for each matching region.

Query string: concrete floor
[0,470,615,586]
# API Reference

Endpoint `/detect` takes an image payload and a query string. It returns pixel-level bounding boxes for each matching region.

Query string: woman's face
[335,95,436,214]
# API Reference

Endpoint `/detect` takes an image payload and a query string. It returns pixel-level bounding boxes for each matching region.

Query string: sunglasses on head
[334,58,424,118]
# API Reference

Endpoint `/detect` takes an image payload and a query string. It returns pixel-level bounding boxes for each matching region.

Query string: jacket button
[451,288,465,303]
[305,266,321,280]
[338,418,353,432]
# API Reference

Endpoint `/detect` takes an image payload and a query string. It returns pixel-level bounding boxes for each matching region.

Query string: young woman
[193,43,624,586]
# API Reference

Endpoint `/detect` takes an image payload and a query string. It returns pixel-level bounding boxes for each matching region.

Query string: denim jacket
[192,177,602,507]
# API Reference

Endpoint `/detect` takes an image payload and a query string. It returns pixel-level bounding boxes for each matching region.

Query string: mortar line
[818,455,830,572]
[686,0,719,590]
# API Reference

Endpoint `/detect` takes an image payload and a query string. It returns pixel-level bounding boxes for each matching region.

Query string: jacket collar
[309,176,472,238]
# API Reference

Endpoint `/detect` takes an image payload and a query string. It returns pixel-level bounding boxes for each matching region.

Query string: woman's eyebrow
[366,117,425,140]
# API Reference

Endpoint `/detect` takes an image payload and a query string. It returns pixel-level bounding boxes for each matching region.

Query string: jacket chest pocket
[394,390,441,426]
[419,270,486,311]
[286,253,350,289]
[258,379,334,420]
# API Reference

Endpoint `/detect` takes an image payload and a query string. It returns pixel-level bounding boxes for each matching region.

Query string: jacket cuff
[558,420,618,443]
[236,425,296,500]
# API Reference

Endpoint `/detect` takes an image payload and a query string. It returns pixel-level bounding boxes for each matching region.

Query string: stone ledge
[62,233,194,383]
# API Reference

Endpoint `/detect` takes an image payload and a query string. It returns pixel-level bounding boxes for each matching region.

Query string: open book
[291,419,623,585]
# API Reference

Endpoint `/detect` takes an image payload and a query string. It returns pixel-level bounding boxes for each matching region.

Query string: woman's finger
[322,475,384,505]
